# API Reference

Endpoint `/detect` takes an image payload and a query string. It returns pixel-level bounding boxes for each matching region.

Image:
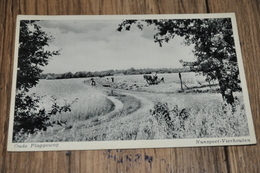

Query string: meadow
[28,78,115,122]
[105,72,221,112]
[14,72,250,142]
[99,72,216,93]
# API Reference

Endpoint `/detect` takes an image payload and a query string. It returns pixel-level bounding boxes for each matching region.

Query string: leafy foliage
[150,102,171,121]
[14,93,73,139]
[13,20,63,140]
[17,20,59,92]
[14,92,49,134]
[118,18,241,104]
[143,74,164,85]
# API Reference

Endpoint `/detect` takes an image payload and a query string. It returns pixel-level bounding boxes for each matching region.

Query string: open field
[28,78,115,122]
[84,72,217,93]
[15,72,249,142]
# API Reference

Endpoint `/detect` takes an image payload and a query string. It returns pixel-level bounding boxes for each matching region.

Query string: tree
[17,20,60,92]
[117,18,241,104]
[13,20,66,139]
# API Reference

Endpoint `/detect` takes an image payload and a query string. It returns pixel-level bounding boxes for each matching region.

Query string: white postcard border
[8,13,257,152]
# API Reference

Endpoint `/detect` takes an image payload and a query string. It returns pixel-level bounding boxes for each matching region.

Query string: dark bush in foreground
[13,93,75,142]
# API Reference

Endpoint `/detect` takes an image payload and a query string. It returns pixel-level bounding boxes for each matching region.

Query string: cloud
[37,19,195,73]
[38,20,119,34]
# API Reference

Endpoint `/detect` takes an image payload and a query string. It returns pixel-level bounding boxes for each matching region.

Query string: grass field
[14,72,249,142]
[29,78,115,122]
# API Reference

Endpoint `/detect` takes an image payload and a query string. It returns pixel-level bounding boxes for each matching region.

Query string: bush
[149,99,248,139]
[13,92,76,142]
[150,102,171,121]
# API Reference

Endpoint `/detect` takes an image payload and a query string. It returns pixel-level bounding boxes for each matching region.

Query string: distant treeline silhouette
[40,67,190,80]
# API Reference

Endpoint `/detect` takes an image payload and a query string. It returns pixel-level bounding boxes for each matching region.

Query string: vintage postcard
[8,13,256,151]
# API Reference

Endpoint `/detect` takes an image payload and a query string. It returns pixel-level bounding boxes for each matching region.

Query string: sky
[35,19,195,74]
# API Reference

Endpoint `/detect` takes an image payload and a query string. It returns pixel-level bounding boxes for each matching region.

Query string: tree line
[40,67,190,79]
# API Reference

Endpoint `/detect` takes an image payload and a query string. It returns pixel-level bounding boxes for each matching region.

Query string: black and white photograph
[8,14,256,151]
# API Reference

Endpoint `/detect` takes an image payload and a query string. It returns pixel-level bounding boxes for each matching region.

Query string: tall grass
[14,78,116,142]
[29,78,115,121]
[147,99,249,139]
[16,77,249,143]
[18,95,249,143]
[17,92,142,142]
[15,81,143,142]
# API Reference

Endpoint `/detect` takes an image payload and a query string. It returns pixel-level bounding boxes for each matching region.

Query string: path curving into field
[82,86,173,140]
[107,89,155,119]
[101,87,155,118]
[106,96,124,113]
[123,90,154,113]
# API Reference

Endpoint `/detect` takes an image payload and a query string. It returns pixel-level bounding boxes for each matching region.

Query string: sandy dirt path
[83,86,173,140]
[101,89,159,140]
[106,95,124,113]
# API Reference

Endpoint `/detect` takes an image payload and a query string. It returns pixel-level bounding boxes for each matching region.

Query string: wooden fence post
[179,72,183,91]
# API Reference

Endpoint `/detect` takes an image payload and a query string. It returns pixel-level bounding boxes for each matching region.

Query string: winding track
[106,88,155,117]
[106,95,124,113]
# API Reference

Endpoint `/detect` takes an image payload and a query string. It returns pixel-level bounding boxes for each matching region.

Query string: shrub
[149,99,248,139]
[150,102,171,122]
[13,92,76,142]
